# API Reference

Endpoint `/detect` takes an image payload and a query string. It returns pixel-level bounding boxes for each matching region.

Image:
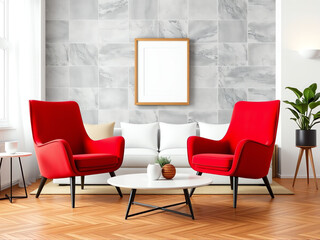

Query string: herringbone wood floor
[0,178,319,239]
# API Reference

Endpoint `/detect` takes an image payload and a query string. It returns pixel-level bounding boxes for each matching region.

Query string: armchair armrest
[85,136,125,161]
[34,139,75,179]
[231,139,274,179]
[187,136,230,165]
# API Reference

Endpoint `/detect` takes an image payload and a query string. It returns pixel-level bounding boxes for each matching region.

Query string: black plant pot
[296,129,317,147]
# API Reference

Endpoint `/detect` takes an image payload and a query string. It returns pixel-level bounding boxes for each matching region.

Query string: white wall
[281,0,320,177]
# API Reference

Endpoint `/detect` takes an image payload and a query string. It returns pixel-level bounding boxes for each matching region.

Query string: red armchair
[187,101,280,208]
[29,100,125,208]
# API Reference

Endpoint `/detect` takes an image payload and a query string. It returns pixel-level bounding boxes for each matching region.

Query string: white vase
[147,163,161,180]
[5,141,18,154]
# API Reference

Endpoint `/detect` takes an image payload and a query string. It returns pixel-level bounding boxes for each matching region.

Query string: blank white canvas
[137,40,188,103]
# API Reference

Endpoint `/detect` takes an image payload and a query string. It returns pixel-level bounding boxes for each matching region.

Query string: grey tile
[99,44,134,66]
[248,1,275,22]
[129,20,158,41]
[46,67,69,87]
[159,20,187,38]
[248,43,275,66]
[129,0,158,19]
[190,44,218,66]
[128,67,135,89]
[99,88,128,109]
[219,21,247,42]
[99,109,129,127]
[188,111,218,123]
[159,0,187,19]
[99,0,128,19]
[70,44,98,65]
[99,67,128,88]
[46,0,69,20]
[69,20,99,43]
[218,110,232,123]
[189,20,217,43]
[219,0,247,20]
[189,0,218,20]
[129,110,158,123]
[81,110,98,124]
[218,88,247,109]
[99,20,129,43]
[46,88,69,101]
[70,0,98,19]
[159,110,188,123]
[190,67,217,88]
[219,66,275,88]
[248,88,275,101]
[189,88,218,110]
[46,43,69,66]
[70,66,98,87]
[70,88,99,109]
[219,43,247,66]
[248,22,275,42]
[46,21,69,43]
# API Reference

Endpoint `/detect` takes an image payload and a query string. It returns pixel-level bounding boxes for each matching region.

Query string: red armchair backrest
[29,100,87,154]
[225,101,280,153]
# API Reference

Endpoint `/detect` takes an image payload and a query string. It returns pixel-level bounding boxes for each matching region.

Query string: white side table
[0,152,31,203]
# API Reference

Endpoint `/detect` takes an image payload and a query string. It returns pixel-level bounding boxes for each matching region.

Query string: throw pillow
[120,122,159,150]
[84,122,115,140]
[198,122,229,140]
[159,122,197,151]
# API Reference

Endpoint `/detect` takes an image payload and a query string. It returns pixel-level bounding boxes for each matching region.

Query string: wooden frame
[135,38,190,105]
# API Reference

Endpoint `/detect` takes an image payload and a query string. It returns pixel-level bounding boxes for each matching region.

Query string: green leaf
[286,87,302,98]
[309,83,317,93]
[311,121,320,128]
[313,92,320,101]
[313,111,320,120]
[290,118,297,121]
[309,101,320,109]
[287,108,300,119]
[283,101,303,113]
[304,87,315,103]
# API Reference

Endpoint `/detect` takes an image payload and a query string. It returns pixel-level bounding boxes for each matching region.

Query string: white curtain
[8,0,43,186]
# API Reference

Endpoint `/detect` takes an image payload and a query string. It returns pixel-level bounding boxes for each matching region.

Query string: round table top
[0,152,32,158]
[107,173,212,190]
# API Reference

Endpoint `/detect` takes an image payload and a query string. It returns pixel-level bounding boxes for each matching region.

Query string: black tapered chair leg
[109,172,123,197]
[36,177,47,198]
[189,172,203,197]
[230,176,233,190]
[81,176,85,190]
[262,176,274,198]
[70,177,75,208]
[233,176,238,208]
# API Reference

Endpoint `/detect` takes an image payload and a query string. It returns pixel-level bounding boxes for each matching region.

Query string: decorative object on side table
[284,83,320,189]
[156,156,176,179]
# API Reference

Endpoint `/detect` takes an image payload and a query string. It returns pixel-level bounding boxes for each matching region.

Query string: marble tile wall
[46,0,276,126]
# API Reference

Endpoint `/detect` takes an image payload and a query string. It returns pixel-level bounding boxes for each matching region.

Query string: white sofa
[53,126,272,185]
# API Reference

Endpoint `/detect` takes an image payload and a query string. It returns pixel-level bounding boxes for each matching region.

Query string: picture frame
[135,38,190,105]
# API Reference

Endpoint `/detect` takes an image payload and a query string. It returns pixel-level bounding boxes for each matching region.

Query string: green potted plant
[284,83,320,147]
[156,156,176,179]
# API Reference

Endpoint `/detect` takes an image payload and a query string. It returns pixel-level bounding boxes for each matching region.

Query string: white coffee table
[107,173,212,220]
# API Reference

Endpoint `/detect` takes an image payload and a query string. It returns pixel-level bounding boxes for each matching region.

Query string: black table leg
[125,189,136,219]
[183,189,195,220]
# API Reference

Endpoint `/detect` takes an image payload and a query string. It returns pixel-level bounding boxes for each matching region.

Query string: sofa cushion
[120,122,158,150]
[84,122,115,140]
[159,148,189,167]
[159,122,197,151]
[198,122,229,140]
[74,153,118,172]
[122,148,158,168]
[192,153,233,171]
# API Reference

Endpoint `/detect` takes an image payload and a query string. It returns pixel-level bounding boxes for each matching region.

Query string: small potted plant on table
[156,157,176,179]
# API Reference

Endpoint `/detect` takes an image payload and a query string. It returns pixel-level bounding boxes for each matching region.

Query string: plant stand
[292,146,318,190]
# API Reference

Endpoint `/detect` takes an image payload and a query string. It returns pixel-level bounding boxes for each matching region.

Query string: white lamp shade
[298,49,320,59]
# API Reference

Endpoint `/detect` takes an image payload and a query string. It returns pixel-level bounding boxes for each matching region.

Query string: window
[0,0,8,126]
